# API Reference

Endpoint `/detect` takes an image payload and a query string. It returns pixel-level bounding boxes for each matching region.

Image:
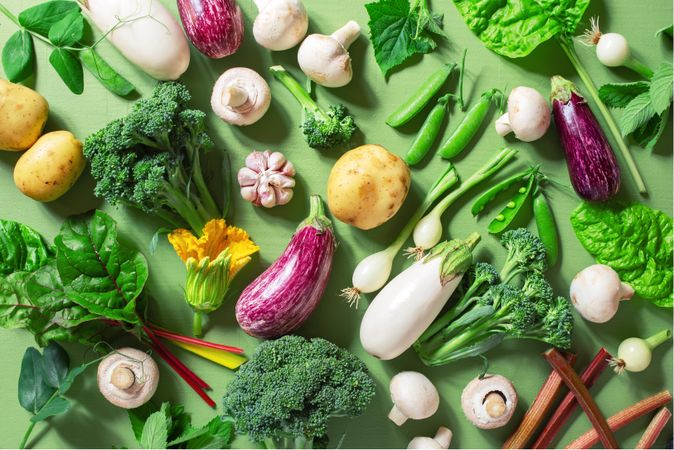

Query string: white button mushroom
[408,427,453,449]
[494,86,551,142]
[461,374,518,429]
[97,347,159,409]
[388,371,440,426]
[297,21,361,88]
[211,68,271,126]
[570,264,634,323]
[253,0,308,51]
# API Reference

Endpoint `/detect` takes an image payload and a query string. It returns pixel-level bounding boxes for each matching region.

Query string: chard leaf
[0,272,37,329]
[598,82,650,109]
[18,1,80,37]
[2,30,35,82]
[451,0,590,58]
[18,347,56,414]
[649,63,673,115]
[0,219,52,275]
[620,92,657,136]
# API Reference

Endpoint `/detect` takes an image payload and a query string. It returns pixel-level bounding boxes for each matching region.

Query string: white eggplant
[360,233,480,360]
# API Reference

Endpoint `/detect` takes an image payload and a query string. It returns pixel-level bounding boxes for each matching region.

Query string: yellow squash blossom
[169,219,259,336]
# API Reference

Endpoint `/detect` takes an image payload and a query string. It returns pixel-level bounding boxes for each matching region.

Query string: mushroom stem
[434,427,453,448]
[331,21,360,49]
[111,366,136,390]
[495,112,512,136]
[484,392,507,418]
[253,0,272,10]
[388,405,409,426]
[222,84,249,108]
[619,282,635,300]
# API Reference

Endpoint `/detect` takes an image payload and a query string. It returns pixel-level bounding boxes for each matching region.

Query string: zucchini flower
[169,219,259,336]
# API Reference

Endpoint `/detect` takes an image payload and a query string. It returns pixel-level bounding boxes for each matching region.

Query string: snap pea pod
[487,173,536,234]
[438,88,501,159]
[386,63,455,128]
[404,94,452,165]
[470,166,537,215]
[533,188,559,266]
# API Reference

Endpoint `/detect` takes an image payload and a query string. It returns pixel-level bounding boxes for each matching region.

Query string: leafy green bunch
[0,0,134,95]
[415,228,574,366]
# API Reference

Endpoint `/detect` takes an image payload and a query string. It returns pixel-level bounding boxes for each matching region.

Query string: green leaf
[18,347,56,414]
[649,63,673,115]
[41,342,70,389]
[183,417,234,449]
[656,24,673,38]
[620,92,657,136]
[48,11,84,47]
[128,403,160,443]
[18,1,80,37]
[598,82,650,109]
[54,211,148,323]
[79,48,135,97]
[632,107,670,151]
[451,0,590,58]
[58,358,97,395]
[0,272,38,329]
[0,219,52,275]
[2,30,35,82]
[31,396,71,422]
[140,410,169,449]
[49,48,84,95]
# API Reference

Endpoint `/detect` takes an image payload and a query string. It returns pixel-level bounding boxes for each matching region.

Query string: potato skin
[14,131,86,202]
[0,80,49,151]
[327,144,410,230]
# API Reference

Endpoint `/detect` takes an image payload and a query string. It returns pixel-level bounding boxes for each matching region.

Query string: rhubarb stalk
[533,348,611,448]
[565,391,673,449]
[147,324,245,354]
[502,353,577,449]
[635,407,672,449]
[544,348,618,449]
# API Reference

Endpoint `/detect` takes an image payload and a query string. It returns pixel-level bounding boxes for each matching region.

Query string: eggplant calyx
[550,75,580,103]
[299,194,333,233]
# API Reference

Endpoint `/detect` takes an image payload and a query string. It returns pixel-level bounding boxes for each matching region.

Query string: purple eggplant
[235,195,336,338]
[551,75,621,201]
[177,0,244,59]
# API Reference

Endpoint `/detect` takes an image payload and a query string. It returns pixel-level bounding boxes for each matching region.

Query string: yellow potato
[0,80,49,151]
[327,144,410,230]
[14,131,86,202]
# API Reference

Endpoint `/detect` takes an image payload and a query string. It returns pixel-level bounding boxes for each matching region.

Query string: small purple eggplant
[177,0,244,59]
[551,75,621,201]
[235,195,336,338]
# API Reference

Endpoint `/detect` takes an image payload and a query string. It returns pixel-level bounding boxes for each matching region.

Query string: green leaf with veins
[632,108,670,151]
[18,1,81,37]
[41,342,70,388]
[649,63,673,115]
[80,49,136,96]
[0,219,53,275]
[49,48,84,94]
[18,347,56,414]
[48,11,84,47]
[598,81,650,109]
[2,30,35,82]
[30,395,71,423]
[620,92,657,136]
[140,410,169,449]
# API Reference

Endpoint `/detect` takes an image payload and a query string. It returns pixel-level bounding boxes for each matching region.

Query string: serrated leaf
[79,48,135,96]
[18,347,56,414]
[632,107,670,151]
[48,11,84,47]
[620,92,657,136]
[49,48,84,94]
[41,342,69,389]
[30,396,71,422]
[598,81,649,109]
[140,410,169,449]
[649,63,673,115]
[18,1,80,37]
[2,30,35,82]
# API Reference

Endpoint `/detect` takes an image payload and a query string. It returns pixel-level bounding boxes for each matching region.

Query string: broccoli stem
[270,66,329,121]
[187,145,221,219]
[163,180,207,233]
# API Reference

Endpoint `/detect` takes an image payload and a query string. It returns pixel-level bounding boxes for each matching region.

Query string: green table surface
[0,0,672,448]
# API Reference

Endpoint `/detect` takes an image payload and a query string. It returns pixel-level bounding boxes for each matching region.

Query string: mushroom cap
[570,264,633,323]
[389,371,440,422]
[461,374,518,429]
[211,67,271,126]
[297,34,352,88]
[506,86,550,142]
[253,0,308,51]
[407,427,452,449]
[97,347,159,409]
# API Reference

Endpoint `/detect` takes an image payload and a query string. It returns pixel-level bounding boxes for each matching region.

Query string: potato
[327,144,410,230]
[14,131,86,202]
[0,80,49,151]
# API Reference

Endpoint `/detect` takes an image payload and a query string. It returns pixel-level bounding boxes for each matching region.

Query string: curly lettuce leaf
[452,0,590,58]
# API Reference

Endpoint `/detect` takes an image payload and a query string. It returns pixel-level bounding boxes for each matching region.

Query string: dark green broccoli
[522,271,554,304]
[270,65,356,150]
[83,82,221,233]
[221,335,376,449]
[499,228,548,283]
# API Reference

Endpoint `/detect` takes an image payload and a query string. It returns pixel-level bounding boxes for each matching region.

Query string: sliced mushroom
[461,374,518,429]
[253,0,308,51]
[388,371,440,426]
[408,427,453,449]
[297,21,361,88]
[97,347,159,409]
[211,67,271,126]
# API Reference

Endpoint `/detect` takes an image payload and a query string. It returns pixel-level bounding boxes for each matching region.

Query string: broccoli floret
[270,65,356,150]
[522,271,554,304]
[83,82,220,233]
[221,335,376,449]
[499,228,548,283]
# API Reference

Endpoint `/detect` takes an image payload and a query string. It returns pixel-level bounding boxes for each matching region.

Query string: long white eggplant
[360,233,480,360]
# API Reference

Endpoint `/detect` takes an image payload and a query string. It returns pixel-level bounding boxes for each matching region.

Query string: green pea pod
[404,94,451,165]
[470,166,537,216]
[533,189,559,266]
[386,63,455,128]
[438,89,500,159]
[80,48,135,97]
[487,173,536,234]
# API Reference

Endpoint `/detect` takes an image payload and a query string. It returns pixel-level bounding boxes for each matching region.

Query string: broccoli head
[499,228,548,283]
[221,335,376,449]
[522,271,554,304]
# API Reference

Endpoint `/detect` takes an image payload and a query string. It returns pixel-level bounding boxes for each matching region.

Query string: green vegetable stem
[404,93,452,165]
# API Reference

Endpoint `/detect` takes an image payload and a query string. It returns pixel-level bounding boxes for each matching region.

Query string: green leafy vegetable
[79,49,135,96]
[655,24,673,38]
[620,92,656,136]
[1,30,35,82]
[365,0,446,76]
[141,411,170,449]
[599,82,650,108]
[0,220,52,275]
[17,1,80,37]
[48,48,83,95]
[649,63,673,115]
[47,11,84,47]
[571,202,673,308]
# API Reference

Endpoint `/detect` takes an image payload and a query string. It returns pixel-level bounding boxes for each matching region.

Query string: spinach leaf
[0,219,52,275]
[598,82,650,109]
[18,1,80,37]
[451,0,590,58]
[571,202,673,307]
[2,30,35,82]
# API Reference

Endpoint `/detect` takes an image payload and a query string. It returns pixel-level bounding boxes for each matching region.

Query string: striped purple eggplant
[235,195,336,338]
[176,0,244,59]
[551,75,621,201]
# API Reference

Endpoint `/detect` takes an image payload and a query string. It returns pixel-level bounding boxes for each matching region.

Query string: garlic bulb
[238,150,296,208]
